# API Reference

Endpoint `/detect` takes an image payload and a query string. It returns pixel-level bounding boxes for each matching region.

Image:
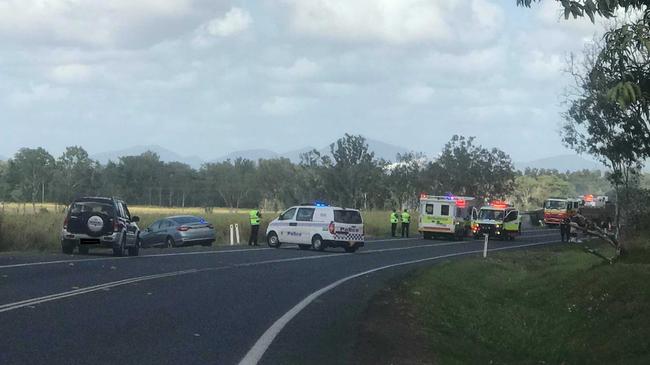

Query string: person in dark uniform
[560,217,570,242]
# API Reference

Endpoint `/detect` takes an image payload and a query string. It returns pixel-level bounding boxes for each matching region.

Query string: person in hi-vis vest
[401,209,411,238]
[248,207,262,246]
[390,209,399,237]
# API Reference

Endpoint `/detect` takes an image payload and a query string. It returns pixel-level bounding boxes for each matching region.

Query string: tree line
[0,134,519,210]
[0,134,629,212]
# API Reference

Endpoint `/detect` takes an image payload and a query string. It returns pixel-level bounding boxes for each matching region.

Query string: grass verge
[356,241,650,365]
[0,206,398,252]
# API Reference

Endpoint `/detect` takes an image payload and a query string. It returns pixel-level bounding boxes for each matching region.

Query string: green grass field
[399,240,650,364]
[0,204,398,252]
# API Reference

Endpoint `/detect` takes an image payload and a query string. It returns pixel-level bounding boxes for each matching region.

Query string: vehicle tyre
[78,245,90,255]
[344,246,358,253]
[113,235,126,257]
[62,241,74,255]
[128,238,140,256]
[165,236,175,248]
[298,244,310,250]
[267,232,281,248]
[311,235,325,252]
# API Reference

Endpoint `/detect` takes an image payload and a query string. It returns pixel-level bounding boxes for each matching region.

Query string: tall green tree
[6,148,55,209]
[433,136,515,202]
[52,146,100,204]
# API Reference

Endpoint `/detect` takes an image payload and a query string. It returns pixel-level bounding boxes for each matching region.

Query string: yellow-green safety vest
[390,212,398,224]
[402,212,411,223]
[249,210,260,225]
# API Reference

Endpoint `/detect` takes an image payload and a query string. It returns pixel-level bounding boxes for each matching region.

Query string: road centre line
[237,239,563,365]
[0,240,473,313]
[0,232,555,270]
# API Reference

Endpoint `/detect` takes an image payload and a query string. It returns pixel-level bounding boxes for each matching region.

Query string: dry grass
[0,203,398,252]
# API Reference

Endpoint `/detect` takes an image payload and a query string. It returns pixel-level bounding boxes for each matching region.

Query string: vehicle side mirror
[132,216,140,222]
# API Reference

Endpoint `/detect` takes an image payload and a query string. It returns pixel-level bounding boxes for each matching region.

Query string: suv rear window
[334,210,362,224]
[70,202,115,215]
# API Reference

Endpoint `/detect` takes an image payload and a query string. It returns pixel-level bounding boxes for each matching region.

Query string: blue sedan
[140,215,216,248]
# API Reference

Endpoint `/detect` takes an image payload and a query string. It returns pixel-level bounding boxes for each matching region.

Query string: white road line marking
[0,238,411,270]
[237,239,562,365]
[0,240,459,313]
[0,247,274,269]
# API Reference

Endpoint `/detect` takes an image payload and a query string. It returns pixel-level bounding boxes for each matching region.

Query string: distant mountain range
[91,145,204,168]
[211,139,410,163]
[4,141,647,173]
[514,154,606,172]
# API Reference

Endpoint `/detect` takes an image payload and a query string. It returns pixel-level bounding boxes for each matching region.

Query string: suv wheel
[62,241,74,255]
[311,235,325,252]
[128,238,140,256]
[113,234,126,257]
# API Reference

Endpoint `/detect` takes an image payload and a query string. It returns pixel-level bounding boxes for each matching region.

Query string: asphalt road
[0,228,561,365]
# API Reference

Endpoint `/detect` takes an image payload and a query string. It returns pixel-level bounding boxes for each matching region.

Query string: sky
[0,0,608,162]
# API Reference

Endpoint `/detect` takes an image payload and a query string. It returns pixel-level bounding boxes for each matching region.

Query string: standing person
[560,217,570,242]
[390,209,399,237]
[401,209,411,238]
[248,206,262,246]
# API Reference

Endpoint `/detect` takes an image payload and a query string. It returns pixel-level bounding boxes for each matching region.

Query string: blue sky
[0,0,607,161]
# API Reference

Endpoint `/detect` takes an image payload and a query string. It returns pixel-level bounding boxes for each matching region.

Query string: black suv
[61,197,141,256]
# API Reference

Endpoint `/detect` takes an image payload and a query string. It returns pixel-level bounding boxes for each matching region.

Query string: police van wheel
[267,232,280,248]
[298,244,310,250]
[311,235,325,251]
[344,246,357,253]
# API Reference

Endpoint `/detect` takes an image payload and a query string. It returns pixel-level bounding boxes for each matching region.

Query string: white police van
[266,204,365,252]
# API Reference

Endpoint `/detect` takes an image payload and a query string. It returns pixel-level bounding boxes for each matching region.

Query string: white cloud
[283,0,503,45]
[270,58,320,79]
[205,7,252,37]
[400,84,435,104]
[7,84,69,107]
[0,0,198,47]
[140,72,197,91]
[521,50,564,81]
[192,7,253,48]
[49,63,94,84]
[261,96,311,116]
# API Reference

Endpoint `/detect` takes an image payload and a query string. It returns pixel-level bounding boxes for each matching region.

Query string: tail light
[177,226,190,232]
[113,220,121,232]
[63,216,69,230]
[328,222,335,234]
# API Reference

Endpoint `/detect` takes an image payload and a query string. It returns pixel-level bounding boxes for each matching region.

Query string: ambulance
[471,201,521,240]
[418,194,477,240]
[266,204,364,253]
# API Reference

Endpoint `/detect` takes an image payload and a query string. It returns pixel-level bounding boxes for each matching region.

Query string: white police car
[266,204,365,252]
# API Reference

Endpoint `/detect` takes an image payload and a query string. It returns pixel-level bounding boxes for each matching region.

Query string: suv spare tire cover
[86,215,105,237]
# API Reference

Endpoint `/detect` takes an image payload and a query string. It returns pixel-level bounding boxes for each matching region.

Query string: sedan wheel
[166,236,175,248]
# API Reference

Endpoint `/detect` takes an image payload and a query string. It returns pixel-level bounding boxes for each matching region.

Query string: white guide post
[235,224,241,244]
[483,233,489,258]
[230,224,234,246]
